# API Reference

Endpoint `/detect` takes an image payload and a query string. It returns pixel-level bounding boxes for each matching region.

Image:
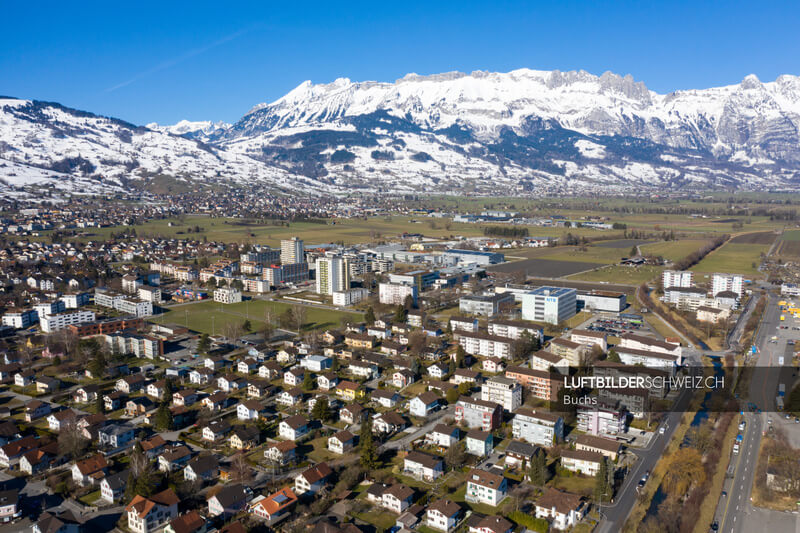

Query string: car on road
[710,521,719,531]
[659,426,666,434]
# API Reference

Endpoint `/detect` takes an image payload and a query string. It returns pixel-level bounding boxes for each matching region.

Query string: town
[0,193,799,533]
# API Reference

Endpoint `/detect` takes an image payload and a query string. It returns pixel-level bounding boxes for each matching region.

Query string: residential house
[172,390,198,407]
[71,454,109,486]
[392,369,416,389]
[575,435,621,460]
[158,445,192,472]
[100,470,128,503]
[504,440,538,469]
[202,420,231,442]
[373,412,408,435]
[403,451,444,481]
[48,409,77,432]
[426,425,460,449]
[140,435,167,459]
[238,400,266,421]
[465,469,507,507]
[426,499,463,532]
[74,385,100,404]
[284,368,305,387]
[184,455,219,483]
[534,488,587,531]
[409,392,440,418]
[294,462,333,495]
[231,426,261,450]
[207,483,249,518]
[381,484,415,514]
[116,375,145,394]
[98,424,135,448]
[336,381,365,402]
[465,430,493,457]
[126,488,180,533]
[104,391,127,412]
[264,441,297,466]
[340,403,367,424]
[248,487,297,524]
[277,387,304,406]
[328,430,356,455]
[560,449,604,476]
[372,390,401,408]
[24,400,51,422]
[164,511,206,533]
[279,415,310,441]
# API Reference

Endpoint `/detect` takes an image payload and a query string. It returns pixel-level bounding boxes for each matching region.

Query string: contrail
[105,27,251,92]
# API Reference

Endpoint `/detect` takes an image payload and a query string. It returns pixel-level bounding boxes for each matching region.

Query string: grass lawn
[550,474,595,497]
[540,246,631,264]
[450,485,509,516]
[306,436,338,463]
[567,265,663,285]
[692,242,769,277]
[78,490,102,505]
[149,298,362,336]
[352,510,398,531]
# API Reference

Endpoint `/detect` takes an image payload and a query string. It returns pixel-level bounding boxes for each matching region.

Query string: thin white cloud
[105,27,251,92]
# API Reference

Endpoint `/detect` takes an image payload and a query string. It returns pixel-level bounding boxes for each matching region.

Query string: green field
[150,298,362,336]
[692,242,769,277]
[567,265,663,285]
[639,239,710,261]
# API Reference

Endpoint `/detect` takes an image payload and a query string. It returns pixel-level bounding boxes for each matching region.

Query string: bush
[508,511,549,532]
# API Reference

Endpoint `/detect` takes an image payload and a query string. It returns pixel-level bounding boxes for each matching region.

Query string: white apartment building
[316,256,350,295]
[487,319,543,341]
[712,273,744,297]
[34,301,66,317]
[576,403,626,436]
[662,270,694,289]
[214,287,242,304]
[512,408,564,447]
[521,286,576,325]
[61,292,91,309]
[281,237,305,264]
[480,377,522,412]
[2,309,38,329]
[379,282,418,305]
[333,288,369,306]
[458,332,512,359]
[40,310,96,333]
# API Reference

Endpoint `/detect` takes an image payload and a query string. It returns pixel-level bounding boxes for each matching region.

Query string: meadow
[150,298,362,336]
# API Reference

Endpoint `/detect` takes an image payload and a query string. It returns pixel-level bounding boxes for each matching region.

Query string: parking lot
[585,315,653,337]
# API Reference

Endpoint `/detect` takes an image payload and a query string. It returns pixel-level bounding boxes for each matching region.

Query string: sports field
[150,298,362,336]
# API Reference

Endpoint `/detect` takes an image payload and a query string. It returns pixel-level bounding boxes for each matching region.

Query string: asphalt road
[596,371,696,533]
[717,292,799,533]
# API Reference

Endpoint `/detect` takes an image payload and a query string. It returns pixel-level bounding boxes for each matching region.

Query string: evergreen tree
[302,371,315,391]
[606,349,621,363]
[242,319,252,332]
[359,416,379,469]
[594,457,613,502]
[197,333,211,355]
[94,394,104,414]
[403,294,415,310]
[311,396,331,422]
[364,307,375,325]
[528,450,546,486]
[393,304,407,323]
[154,404,173,431]
[455,345,466,368]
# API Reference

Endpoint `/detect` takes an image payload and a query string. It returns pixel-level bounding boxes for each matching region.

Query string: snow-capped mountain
[2,68,800,198]
[0,97,330,197]
[212,69,800,192]
[146,119,230,141]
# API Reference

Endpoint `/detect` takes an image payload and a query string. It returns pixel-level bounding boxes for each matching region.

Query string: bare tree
[230,451,254,483]
[291,305,307,332]
[58,421,88,458]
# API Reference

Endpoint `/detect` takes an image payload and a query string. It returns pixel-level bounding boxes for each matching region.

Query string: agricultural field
[594,238,652,249]
[567,265,664,285]
[639,239,710,262]
[728,231,777,245]
[149,298,362,336]
[692,242,770,277]
[774,230,800,258]
[487,258,605,278]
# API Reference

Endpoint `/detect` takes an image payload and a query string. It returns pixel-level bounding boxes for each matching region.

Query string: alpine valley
[3,68,800,198]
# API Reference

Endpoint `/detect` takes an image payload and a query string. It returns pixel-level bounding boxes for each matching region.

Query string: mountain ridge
[2,68,800,198]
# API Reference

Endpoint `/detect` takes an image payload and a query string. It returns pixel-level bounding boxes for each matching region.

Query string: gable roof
[298,462,333,484]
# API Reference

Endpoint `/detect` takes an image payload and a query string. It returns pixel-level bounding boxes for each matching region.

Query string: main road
[716,292,799,533]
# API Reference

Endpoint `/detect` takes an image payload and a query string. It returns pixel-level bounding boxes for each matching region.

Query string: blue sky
[2,0,799,125]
